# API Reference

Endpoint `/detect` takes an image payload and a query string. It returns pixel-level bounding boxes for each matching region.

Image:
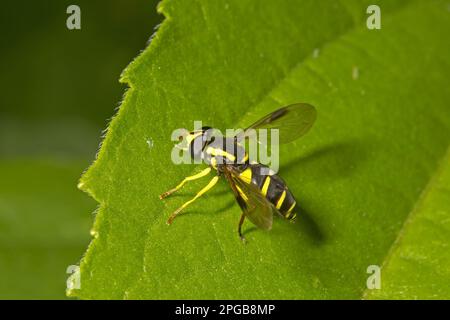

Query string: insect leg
[166,175,219,224]
[159,167,211,199]
[238,213,246,243]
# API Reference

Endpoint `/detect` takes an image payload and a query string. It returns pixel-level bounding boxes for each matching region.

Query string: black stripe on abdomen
[250,165,297,220]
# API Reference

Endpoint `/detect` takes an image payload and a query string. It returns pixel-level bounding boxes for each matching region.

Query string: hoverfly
[160,103,316,241]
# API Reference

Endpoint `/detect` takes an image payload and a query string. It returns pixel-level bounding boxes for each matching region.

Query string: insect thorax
[203,137,248,170]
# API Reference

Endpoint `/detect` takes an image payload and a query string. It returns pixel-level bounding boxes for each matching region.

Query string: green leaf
[0,159,94,299]
[364,149,450,299]
[75,0,450,299]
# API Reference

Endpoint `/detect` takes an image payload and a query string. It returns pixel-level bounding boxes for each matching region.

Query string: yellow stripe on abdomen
[276,190,286,209]
[285,201,296,218]
[261,176,271,196]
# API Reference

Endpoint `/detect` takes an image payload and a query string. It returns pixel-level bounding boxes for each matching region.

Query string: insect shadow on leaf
[282,139,367,180]
[279,139,369,245]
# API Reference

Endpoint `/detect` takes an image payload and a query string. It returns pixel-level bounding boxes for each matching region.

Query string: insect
[160,103,316,241]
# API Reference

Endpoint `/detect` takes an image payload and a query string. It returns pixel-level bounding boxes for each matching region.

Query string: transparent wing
[242,103,316,144]
[223,166,277,230]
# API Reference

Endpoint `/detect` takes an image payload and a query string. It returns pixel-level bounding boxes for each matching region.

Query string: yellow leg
[167,175,219,224]
[159,167,211,199]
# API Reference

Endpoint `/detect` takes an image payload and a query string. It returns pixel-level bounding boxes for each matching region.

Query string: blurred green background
[0,0,161,299]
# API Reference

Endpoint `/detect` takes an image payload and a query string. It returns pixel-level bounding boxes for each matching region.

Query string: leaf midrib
[362,145,450,299]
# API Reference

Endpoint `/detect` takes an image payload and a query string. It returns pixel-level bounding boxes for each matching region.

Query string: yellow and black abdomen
[239,164,297,221]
